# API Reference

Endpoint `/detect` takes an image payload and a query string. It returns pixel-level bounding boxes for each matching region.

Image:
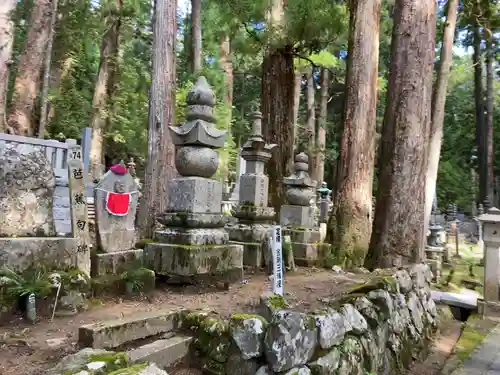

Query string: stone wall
[178,264,438,375]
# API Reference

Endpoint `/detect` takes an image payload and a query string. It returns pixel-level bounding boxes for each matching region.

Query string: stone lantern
[478,207,500,318]
[317,182,331,223]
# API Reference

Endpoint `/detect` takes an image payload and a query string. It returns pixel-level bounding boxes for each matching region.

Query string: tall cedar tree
[365,0,436,269]
[137,0,177,239]
[326,0,380,267]
[0,0,17,132]
[7,0,53,136]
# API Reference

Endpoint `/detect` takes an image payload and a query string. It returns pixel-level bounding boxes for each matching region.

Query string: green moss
[88,351,129,366]
[455,315,488,361]
[267,294,289,309]
[180,309,210,330]
[346,276,398,295]
[107,362,148,375]
[231,313,268,324]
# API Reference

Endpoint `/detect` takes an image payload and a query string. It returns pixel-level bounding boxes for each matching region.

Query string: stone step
[127,335,193,370]
[78,310,179,349]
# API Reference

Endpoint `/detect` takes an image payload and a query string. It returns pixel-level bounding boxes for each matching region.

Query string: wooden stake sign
[68,145,91,276]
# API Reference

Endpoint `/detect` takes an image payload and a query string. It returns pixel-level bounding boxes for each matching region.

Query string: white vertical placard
[271,225,284,296]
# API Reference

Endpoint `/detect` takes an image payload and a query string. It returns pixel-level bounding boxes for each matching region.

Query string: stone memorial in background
[145,76,244,284]
[0,143,75,272]
[317,181,331,241]
[226,111,277,268]
[280,153,321,266]
[92,161,142,276]
[425,205,445,282]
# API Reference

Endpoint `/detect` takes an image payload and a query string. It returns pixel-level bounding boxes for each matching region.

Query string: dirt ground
[0,268,364,375]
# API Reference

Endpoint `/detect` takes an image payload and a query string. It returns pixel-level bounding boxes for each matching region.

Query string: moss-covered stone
[346,276,398,295]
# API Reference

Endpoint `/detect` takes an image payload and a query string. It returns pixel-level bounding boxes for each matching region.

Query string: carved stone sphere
[286,187,314,206]
[175,146,219,178]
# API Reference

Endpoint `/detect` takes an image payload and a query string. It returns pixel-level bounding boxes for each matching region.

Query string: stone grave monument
[478,207,500,319]
[144,77,244,284]
[226,111,277,268]
[92,162,142,275]
[280,153,321,266]
[0,143,75,272]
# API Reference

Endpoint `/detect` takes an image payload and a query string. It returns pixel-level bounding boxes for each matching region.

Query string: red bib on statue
[106,192,131,216]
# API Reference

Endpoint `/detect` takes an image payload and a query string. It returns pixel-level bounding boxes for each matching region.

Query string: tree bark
[306,66,316,179]
[326,0,380,267]
[38,0,59,138]
[137,0,177,239]
[7,0,53,136]
[89,0,122,180]
[261,46,295,211]
[422,0,458,254]
[365,0,436,269]
[219,34,233,122]
[473,20,487,205]
[0,0,17,132]
[191,0,202,73]
[314,68,328,186]
[292,70,302,152]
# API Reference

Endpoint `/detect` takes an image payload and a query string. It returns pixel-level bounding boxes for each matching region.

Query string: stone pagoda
[226,111,277,268]
[144,77,243,284]
[281,153,321,266]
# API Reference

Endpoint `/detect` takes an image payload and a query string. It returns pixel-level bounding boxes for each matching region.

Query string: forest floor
[0,267,365,375]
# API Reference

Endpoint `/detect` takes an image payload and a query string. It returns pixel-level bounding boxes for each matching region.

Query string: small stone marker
[94,162,139,252]
[68,145,91,275]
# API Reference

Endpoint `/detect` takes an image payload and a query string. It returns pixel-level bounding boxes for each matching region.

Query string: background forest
[0,0,498,264]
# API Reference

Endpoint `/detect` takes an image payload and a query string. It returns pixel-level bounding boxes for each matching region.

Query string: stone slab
[291,243,319,267]
[155,228,228,245]
[78,310,178,349]
[431,290,477,309]
[284,229,321,244]
[127,335,193,369]
[229,241,264,268]
[239,173,269,206]
[166,177,222,213]
[280,205,314,228]
[144,243,244,283]
[226,223,272,243]
[157,212,229,228]
[91,249,144,276]
[0,237,76,273]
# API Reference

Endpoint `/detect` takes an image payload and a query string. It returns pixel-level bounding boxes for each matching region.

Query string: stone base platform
[0,237,76,272]
[144,243,244,284]
[283,228,321,267]
[229,241,264,268]
[226,223,273,268]
[91,249,143,277]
